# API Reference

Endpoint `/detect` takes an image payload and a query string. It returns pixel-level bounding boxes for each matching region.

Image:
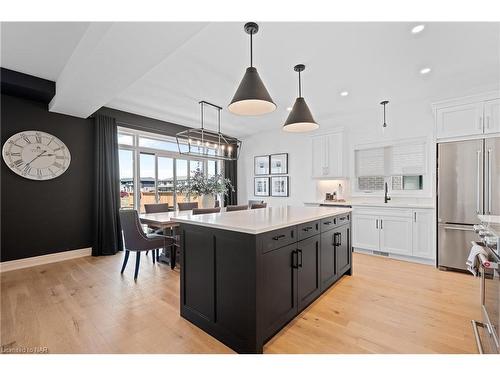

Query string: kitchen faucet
[384,182,391,204]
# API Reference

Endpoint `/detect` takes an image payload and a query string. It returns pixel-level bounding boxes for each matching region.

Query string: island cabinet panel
[261,243,298,340]
[320,228,337,291]
[336,225,352,276]
[297,235,321,311]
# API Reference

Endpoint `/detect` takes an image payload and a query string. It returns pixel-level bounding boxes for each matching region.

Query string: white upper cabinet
[436,102,484,139]
[484,98,500,134]
[311,131,346,179]
[434,92,500,140]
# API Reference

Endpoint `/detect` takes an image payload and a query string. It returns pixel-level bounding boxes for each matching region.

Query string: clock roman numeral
[35,133,42,143]
[12,159,23,168]
[36,169,43,179]
[10,152,21,157]
[53,146,65,151]
[55,156,67,160]
[22,135,31,144]
[22,165,31,175]
[53,162,64,169]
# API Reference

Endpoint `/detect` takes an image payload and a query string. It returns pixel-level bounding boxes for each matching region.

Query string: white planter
[200,194,216,209]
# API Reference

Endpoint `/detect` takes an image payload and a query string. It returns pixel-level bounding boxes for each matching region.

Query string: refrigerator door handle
[487,148,492,214]
[477,149,482,214]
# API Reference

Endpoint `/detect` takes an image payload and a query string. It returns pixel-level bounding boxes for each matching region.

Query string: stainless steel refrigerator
[437,137,500,270]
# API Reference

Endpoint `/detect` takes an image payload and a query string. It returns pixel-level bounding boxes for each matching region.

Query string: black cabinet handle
[333,232,341,246]
[273,234,286,241]
[297,249,303,267]
[324,221,332,225]
[302,226,313,232]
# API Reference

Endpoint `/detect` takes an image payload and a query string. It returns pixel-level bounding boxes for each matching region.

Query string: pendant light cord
[298,70,302,97]
[250,32,253,67]
[383,103,386,123]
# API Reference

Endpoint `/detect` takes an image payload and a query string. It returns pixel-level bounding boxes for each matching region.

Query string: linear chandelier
[176,101,241,161]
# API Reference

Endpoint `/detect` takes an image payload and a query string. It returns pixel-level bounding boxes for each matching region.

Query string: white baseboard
[0,247,92,273]
[353,248,435,266]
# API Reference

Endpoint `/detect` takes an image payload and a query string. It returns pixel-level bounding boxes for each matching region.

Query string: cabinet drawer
[321,214,350,232]
[261,226,297,253]
[297,220,320,241]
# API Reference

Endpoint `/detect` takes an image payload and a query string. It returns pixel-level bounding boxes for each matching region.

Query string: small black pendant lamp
[228,22,276,116]
[380,100,389,128]
[283,64,319,132]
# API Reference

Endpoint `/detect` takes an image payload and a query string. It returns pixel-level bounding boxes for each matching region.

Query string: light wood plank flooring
[1,252,480,354]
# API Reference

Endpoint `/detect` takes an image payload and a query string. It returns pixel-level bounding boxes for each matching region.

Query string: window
[118,128,224,211]
[119,149,134,208]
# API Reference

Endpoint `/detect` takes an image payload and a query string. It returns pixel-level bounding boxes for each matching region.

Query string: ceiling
[2,22,499,137]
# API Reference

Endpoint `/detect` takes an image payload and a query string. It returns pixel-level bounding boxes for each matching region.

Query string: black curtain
[92,114,123,256]
[224,159,238,206]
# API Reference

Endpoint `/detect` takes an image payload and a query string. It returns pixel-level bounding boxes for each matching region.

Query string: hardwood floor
[1,252,480,354]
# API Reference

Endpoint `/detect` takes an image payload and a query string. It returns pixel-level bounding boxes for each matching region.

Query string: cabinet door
[311,136,326,178]
[320,229,337,291]
[352,214,379,251]
[262,243,298,339]
[336,224,351,276]
[412,210,434,259]
[436,102,484,139]
[297,235,321,311]
[484,98,500,134]
[326,133,344,178]
[379,215,412,255]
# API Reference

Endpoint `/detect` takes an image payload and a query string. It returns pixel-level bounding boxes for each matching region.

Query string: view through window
[118,128,223,212]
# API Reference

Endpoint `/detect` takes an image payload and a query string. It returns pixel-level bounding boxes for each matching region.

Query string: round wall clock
[2,130,71,180]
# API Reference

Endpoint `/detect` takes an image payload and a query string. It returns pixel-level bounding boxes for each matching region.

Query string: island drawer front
[261,227,297,253]
[321,214,350,232]
[297,220,320,241]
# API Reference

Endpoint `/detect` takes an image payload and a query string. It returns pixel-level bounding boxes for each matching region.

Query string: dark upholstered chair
[250,203,267,209]
[143,203,170,260]
[215,200,220,208]
[144,203,169,213]
[119,209,176,280]
[178,202,199,211]
[248,200,264,207]
[192,207,221,215]
[226,204,249,212]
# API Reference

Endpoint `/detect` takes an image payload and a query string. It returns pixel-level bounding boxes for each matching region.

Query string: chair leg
[156,249,159,262]
[134,252,141,281]
[170,245,176,270]
[121,250,130,274]
[152,249,156,264]
[146,250,149,255]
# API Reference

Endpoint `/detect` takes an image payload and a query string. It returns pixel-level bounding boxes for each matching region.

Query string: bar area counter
[175,206,353,353]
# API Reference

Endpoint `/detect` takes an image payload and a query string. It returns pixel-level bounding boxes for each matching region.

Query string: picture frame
[254,177,270,196]
[254,155,270,175]
[271,176,289,197]
[270,153,288,174]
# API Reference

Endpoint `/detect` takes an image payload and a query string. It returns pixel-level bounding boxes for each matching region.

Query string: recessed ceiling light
[340,91,349,97]
[286,107,293,111]
[420,67,431,75]
[411,24,425,34]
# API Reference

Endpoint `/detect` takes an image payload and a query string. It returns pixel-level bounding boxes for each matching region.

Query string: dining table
[139,211,189,269]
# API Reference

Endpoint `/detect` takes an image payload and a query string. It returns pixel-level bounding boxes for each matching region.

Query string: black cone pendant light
[380,100,389,128]
[283,64,319,132]
[228,22,276,116]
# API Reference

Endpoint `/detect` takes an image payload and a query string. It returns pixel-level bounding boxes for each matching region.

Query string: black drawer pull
[302,226,313,232]
[273,234,286,241]
[323,221,332,225]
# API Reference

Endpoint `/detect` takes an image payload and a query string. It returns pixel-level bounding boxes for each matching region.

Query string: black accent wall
[1,94,94,262]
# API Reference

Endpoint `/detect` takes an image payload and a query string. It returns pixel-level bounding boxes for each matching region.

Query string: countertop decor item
[177,169,234,208]
[2,130,71,180]
[283,64,319,132]
[228,22,276,116]
[176,101,241,160]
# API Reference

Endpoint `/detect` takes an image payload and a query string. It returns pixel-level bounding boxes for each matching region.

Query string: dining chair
[248,200,264,207]
[178,202,199,211]
[119,209,176,280]
[215,200,220,208]
[250,203,267,209]
[143,203,170,261]
[192,207,221,215]
[226,204,249,212]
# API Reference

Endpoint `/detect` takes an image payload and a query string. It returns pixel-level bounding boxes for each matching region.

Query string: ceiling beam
[48,22,208,118]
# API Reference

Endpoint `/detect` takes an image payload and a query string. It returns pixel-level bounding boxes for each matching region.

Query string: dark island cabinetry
[180,212,352,353]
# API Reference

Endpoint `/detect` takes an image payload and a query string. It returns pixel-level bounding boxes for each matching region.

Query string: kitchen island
[174,206,353,353]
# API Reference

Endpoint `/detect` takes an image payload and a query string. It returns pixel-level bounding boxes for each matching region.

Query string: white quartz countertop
[304,201,434,209]
[172,206,352,235]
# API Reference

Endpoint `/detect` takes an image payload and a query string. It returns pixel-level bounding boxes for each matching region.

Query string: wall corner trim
[0,247,92,273]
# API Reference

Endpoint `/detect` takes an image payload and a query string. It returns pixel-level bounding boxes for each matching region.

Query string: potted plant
[178,169,235,208]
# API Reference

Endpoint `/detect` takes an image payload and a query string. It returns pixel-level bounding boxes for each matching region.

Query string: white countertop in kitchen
[173,205,352,235]
[304,201,434,209]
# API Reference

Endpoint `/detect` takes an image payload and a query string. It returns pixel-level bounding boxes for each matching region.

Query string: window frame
[118,127,223,211]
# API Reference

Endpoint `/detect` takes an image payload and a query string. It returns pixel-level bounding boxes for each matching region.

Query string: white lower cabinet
[352,207,434,261]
